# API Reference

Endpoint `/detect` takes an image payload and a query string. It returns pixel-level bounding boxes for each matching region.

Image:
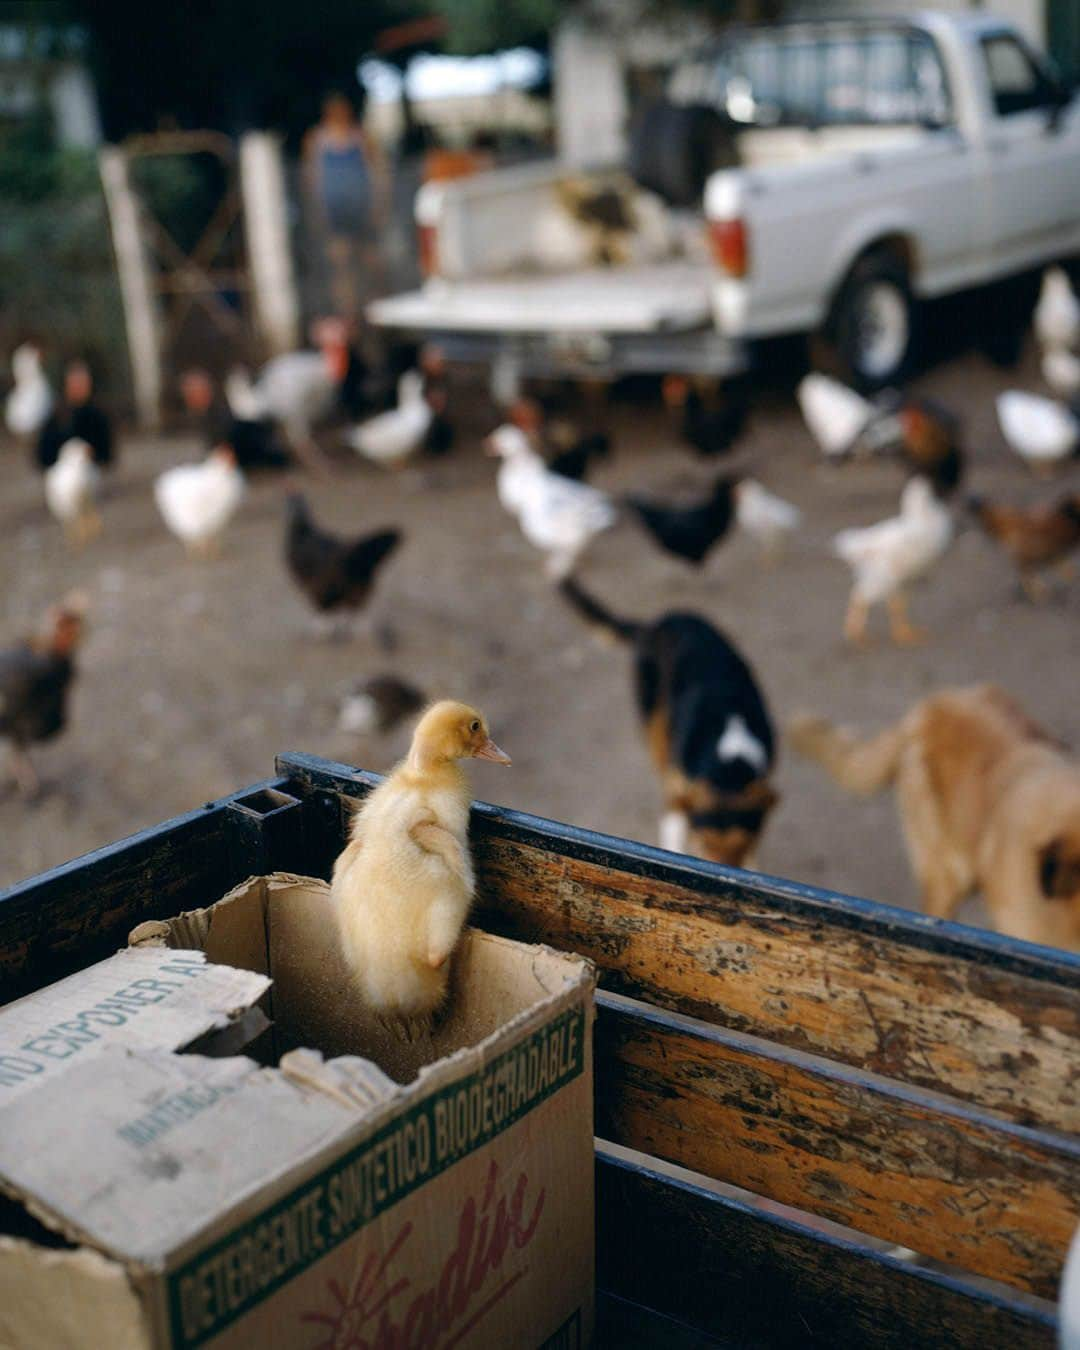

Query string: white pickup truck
[369,11,1080,389]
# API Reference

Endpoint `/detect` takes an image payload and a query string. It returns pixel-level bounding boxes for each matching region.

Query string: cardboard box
[0,873,596,1349]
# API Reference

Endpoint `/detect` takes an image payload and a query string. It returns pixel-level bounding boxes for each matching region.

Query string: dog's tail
[789,711,905,795]
[558,576,642,644]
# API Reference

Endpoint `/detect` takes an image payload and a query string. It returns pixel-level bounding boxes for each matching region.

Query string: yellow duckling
[332,700,511,1024]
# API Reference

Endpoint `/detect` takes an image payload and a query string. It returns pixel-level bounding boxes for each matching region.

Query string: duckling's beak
[474,737,512,765]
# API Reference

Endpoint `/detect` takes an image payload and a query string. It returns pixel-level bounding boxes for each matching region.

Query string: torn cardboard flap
[0,949,271,1106]
[0,1045,358,1269]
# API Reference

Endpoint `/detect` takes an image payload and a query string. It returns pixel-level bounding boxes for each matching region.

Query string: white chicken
[486,423,617,579]
[5,344,53,438]
[225,319,351,472]
[346,370,431,467]
[154,447,245,558]
[1034,267,1080,353]
[44,439,101,546]
[797,373,877,457]
[1042,347,1080,400]
[734,479,801,557]
[997,390,1079,471]
[833,476,952,646]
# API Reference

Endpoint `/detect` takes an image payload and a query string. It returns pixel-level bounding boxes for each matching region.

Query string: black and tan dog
[791,684,1080,951]
[560,578,778,866]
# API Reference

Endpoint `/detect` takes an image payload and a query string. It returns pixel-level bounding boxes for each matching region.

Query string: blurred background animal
[43,439,102,547]
[969,491,1080,601]
[5,343,52,440]
[180,369,289,472]
[284,490,401,638]
[154,446,245,558]
[997,390,1079,473]
[35,360,112,471]
[338,675,426,736]
[0,595,87,797]
[332,700,511,1031]
[833,476,952,645]
[560,578,777,867]
[791,685,1080,951]
[663,375,748,458]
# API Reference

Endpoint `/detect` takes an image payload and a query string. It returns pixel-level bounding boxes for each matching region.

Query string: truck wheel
[825,251,915,391]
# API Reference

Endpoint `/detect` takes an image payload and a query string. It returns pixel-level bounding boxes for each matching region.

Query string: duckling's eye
[469,720,480,733]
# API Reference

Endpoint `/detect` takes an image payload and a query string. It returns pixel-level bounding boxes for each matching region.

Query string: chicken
[5,344,53,439]
[997,390,1079,471]
[225,318,359,473]
[508,397,610,481]
[833,476,953,645]
[733,479,801,558]
[895,400,965,496]
[181,369,289,471]
[627,475,736,565]
[969,492,1080,601]
[339,675,426,735]
[36,360,112,470]
[154,446,245,558]
[44,440,102,547]
[285,492,401,635]
[0,595,86,796]
[487,424,617,579]
[1042,347,1080,400]
[346,370,433,468]
[663,375,748,457]
[1034,266,1080,352]
[798,372,878,458]
[332,700,511,1025]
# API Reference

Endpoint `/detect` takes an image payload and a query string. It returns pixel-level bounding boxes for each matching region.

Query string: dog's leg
[896,749,970,920]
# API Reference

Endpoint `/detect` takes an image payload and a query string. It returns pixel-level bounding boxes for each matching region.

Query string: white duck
[44,439,101,546]
[154,447,245,558]
[996,390,1079,471]
[5,344,53,438]
[797,373,878,458]
[486,423,617,579]
[733,479,801,557]
[1042,347,1080,400]
[833,476,952,646]
[346,370,431,468]
[1034,267,1080,353]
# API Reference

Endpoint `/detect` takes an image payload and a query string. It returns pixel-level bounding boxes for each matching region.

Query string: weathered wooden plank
[595,992,1080,1298]
[596,1143,1058,1349]
[276,754,1080,1133]
[0,777,290,1004]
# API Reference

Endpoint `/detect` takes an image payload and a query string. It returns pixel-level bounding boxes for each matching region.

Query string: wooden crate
[2,751,1077,1348]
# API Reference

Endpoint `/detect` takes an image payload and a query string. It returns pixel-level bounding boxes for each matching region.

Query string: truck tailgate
[368,261,713,334]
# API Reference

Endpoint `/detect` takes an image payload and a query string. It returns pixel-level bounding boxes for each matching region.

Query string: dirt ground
[2,339,1078,939]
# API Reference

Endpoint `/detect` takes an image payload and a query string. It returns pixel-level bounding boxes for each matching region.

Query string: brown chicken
[969,491,1080,600]
[897,401,964,496]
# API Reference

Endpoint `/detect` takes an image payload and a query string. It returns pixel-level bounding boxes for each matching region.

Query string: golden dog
[791,684,1080,951]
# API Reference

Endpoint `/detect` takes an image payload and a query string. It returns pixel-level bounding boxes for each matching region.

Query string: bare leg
[887,591,927,646]
[843,593,871,646]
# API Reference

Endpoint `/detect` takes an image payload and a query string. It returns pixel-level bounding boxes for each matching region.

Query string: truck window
[686,28,951,129]
[981,34,1056,116]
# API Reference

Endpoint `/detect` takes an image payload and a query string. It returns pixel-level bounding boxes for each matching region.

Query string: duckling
[332,701,511,1027]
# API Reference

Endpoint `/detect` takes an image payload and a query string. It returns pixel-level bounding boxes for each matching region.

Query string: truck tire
[629,100,737,208]
[824,250,916,391]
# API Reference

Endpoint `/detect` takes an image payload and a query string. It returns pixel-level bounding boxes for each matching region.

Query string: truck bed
[368,259,713,335]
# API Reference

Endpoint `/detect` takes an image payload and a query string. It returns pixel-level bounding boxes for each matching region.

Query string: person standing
[303,91,390,320]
